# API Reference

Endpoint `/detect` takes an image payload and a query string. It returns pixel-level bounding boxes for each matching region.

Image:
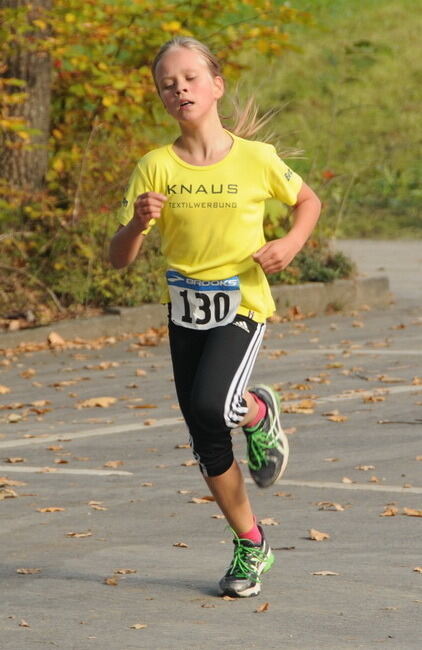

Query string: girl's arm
[109,192,167,269]
[253,182,321,275]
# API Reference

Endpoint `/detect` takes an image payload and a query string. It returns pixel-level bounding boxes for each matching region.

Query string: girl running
[110,37,321,598]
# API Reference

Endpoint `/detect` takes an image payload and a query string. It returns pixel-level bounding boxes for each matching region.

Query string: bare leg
[204,459,254,535]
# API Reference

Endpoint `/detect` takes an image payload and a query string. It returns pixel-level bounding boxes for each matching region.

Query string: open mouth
[179,101,194,108]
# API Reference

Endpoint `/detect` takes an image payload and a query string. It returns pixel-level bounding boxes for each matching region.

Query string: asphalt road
[1,289,421,649]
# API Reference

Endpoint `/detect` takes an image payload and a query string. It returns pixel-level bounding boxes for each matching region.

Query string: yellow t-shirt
[117,133,302,322]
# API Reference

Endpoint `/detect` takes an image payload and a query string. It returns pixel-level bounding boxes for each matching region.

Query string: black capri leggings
[168,312,266,477]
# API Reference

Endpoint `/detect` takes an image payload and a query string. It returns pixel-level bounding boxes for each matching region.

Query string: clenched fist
[253,235,301,275]
[133,192,167,231]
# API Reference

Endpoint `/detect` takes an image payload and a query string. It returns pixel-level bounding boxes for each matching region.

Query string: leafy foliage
[255,0,421,239]
[1,0,317,320]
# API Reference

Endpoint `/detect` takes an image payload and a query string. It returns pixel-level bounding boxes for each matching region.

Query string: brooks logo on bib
[167,270,241,330]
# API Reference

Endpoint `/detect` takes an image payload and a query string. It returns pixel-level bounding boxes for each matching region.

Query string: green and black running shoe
[219,526,274,598]
[243,384,289,488]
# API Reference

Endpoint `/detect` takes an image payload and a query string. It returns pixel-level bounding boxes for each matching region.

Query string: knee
[190,392,225,433]
[189,433,234,478]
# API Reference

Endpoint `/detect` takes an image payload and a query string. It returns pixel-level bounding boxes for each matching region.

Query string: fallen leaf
[19,619,30,627]
[141,482,153,487]
[255,602,270,613]
[103,460,123,468]
[173,542,188,548]
[324,457,340,463]
[306,375,330,384]
[0,477,26,487]
[190,495,215,504]
[211,514,225,519]
[201,603,216,608]
[135,369,147,376]
[128,404,157,409]
[175,443,190,449]
[284,427,297,435]
[66,530,92,538]
[259,517,279,526]
[416,456,422,461]
[403,508,422,517]
[380,506,398,517]
[308,529,330,541]
[143,418,157,426]
[17,568,41,574]
[5,457,25,463]
[84,361,119,370]
[363,394,386,403]
[0,487,18,499]
[114,568,137,575]
[77,397,117,408]
[414,567,422,573]
[104,576,119,586]
[130,623,148,629]
[0,385,11,394]
[177,490,191,495]
[37,507,65,513]
[342,477,354,484]
[47,445,63,452]
[283,399,315,415]
[7,413,23,423]
[326,414,348,423]
[274,491,292,497]
[377,374,406,383]
[312,571,339,576]
[54,458,69,464]
[411,377,422,385]
[222,595,236,601]
[181,459,197,466]
[369,476,381,483]
[316,501,345,512]
[48,331,66,347]
[355,464,375,471]
[21,368,37,379]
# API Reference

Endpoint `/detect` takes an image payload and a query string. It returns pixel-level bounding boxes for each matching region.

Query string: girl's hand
[132,192,167,231]
[253,235,301,275]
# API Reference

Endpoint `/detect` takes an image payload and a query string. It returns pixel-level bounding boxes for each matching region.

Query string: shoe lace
[246,413,278,471]
[228,538,265,580]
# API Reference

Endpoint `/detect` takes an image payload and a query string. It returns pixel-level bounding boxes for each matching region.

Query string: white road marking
[265,348,422,356]
[0,417,184,450]
[0,383,419,452]
[0,464,132,476]
[308,383,421,405]
[245,478,422,494]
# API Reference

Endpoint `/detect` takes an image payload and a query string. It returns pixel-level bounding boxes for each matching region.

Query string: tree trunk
[0,0,51,190]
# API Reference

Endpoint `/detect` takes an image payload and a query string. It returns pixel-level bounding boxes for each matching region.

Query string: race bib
[167,270,241,330]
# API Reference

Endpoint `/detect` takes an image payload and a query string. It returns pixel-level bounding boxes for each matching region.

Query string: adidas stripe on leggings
[168,311,266,477]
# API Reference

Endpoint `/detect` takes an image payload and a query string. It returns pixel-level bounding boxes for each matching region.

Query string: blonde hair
[151,37,276,140]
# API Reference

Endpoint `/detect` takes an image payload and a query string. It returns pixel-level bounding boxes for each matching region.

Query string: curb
[0,276,390,349]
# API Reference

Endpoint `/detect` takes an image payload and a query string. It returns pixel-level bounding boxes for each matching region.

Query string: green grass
[248,0,422,238]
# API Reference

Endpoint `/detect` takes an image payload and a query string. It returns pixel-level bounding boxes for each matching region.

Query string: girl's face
[155,47,224,124]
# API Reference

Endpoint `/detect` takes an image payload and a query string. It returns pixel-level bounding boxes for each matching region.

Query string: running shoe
[219,525,274,598]
[243,384,289,488]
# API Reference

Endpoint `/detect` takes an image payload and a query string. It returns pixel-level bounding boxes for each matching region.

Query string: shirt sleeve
[266,146,303,206]
[115,161,156,235]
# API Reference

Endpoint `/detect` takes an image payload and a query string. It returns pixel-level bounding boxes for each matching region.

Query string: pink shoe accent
[246,394,267,429]
[239,521,262,545]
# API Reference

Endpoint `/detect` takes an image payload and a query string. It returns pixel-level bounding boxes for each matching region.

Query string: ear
[214,75,225,100]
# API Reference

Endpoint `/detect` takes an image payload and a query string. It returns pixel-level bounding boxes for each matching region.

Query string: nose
[175,84,187,96]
